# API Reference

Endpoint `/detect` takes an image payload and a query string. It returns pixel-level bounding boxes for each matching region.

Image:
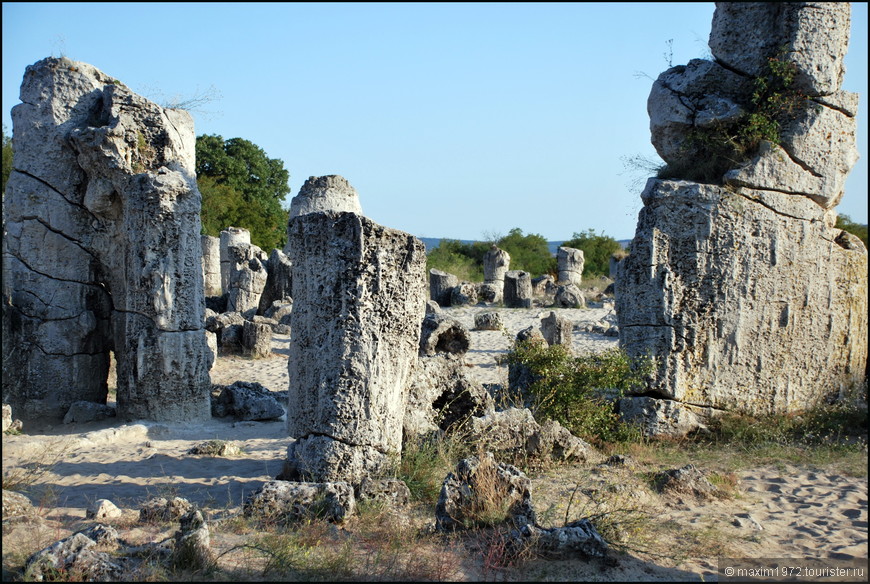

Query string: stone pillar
[557,247,584,287]
[285,210,426,484]
[617,3,866,431]
[2,57,211,422]
[482,245,510,303]
[541,311,573,350]
[429,269,458,307]
[201,235,222,297]
[258,248,293,315]
[283,175,363,255]
[226,242,268,318]
[220,227,250,294]
[503,270,533,308]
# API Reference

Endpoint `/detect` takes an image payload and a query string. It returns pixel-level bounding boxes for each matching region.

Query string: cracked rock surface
[617,3,867,432]
[2,57,211,422]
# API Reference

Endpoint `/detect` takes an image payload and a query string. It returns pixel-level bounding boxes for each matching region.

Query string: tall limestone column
[616,3,866,433]
[285,206,427,485]
[2,57,211,422]
[481,245,510,303]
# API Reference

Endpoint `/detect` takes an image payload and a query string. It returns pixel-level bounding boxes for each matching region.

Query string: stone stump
[541,311,574,349]
[557,247,584,287]
[503,270,533,308]
[285,210,427,484]
[429,269,458,307]
[201,235,222,297]
[482,245,510,303]
[220,227,250,294]
[226,243,268,318]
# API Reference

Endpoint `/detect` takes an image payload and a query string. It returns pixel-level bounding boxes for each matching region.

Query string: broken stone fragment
[243,480,356,523]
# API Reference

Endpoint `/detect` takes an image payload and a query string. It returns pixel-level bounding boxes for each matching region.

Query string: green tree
[426,239,485,282]
[195,134,290,250]
[561,229,622,278]
[835,214,868,248]
[497,228,556,276]
[2,124,12,196]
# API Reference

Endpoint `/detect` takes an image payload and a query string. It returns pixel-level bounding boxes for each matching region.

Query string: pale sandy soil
[2,305,867,581]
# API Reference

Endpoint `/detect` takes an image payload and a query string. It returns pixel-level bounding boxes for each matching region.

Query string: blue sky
[3,2,867,241]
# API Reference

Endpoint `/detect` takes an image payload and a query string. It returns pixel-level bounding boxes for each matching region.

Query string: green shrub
[504,342,655,444]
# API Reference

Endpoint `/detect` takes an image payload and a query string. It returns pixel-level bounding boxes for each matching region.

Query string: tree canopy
[195,134,290,250]
[836,214,868,248]
[561,229,622,277]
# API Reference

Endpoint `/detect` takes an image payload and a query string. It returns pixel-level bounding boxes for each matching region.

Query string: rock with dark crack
[2,56,211,423]
[285,208,427,484]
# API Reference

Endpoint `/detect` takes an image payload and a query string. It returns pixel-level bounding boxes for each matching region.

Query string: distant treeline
[425,228,623,282]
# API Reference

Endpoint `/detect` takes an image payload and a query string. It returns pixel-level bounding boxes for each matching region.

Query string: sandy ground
[3,304,867,581]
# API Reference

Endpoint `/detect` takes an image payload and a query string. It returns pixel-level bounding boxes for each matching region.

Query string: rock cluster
[617,2,867,433]
[2,57,212,422]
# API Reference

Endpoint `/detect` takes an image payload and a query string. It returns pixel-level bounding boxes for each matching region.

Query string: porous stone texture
[139,496,193,523]
[429,269,458,307]
[211,381,284,421]
[618,179,867,419]
[243,480,356,523]
[284,175,363,254]
[357,478,411,507]
[540,311,573,349]
[404,353,493,437]
[419,313,471,357]
[225,242,268,318]
[503,270,533,308]
[242,320,272,358]
[24,528,126,582]
[709,2,851,96]
[3,490,34,519]
[473,311,504,331]
[517,520,609,559]
[219,227,250,293]
[553,284,585,309]
[172,509,212,570]
[649,3,858,208]
[482,245,511,303]
[450,282,480,307]
[258,248,292,316]
[466,407,594,464]
[2,57,211,423]
[557,247,585,287]
[285,211,427,484]
[201,235,222,297]
[86,499,123,520]
[617,3,867,433]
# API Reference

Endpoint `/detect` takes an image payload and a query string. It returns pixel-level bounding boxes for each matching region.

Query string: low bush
[503,342,655,445]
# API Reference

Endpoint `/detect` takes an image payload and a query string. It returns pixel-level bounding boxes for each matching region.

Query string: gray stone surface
[429,269,458,307]
[201,235,222,297]
[617,180,867,419]
[540,311,573,349]
[419,313,471,357]
[473,311,504,331]
[709,2,851,96]
[553,284,585,308]
[503,270,533,308]
[450,282,480,307]
[258,248,292,316]
[2,57,211,423]
[243,480,356,523]
[86,499,123,520]
[212,381,284,421]
[284,175,363,255]
[63,401,116,425]
[557,247,585,287]
[435,452,536,531]
[225,242,268,317]
[285,210,426,484]
[242,320,272,358]
[482,245,510,302]
[219,227,251,294]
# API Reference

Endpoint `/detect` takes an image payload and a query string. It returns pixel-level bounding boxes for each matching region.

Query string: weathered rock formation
[2,57,211,422]
[219,227,250,293]
[258,248,293,315]
[617,3,867,431]
[557,246,584,287]
[482,245,511,303]
[285,209,427,484]
[283,175,363,254]
[225,242,268,317]
[429,269,458,307]
[201,235,222,297]
[503,270,533,308]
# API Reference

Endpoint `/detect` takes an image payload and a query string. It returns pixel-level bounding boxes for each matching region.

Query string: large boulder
[2,57,211,422]
[243,480,356,524]
[617,180,867,422]
[285,210,427,484]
